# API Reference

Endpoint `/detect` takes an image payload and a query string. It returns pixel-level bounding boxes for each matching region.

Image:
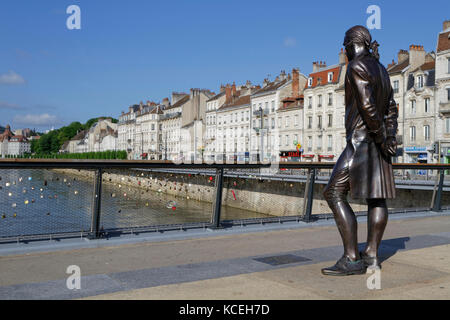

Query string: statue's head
[343,25,379,61]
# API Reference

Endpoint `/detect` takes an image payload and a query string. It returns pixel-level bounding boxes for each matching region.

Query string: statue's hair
[343,25,380,60]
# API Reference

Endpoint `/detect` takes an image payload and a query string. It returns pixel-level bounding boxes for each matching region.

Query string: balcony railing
[0,159,450,243]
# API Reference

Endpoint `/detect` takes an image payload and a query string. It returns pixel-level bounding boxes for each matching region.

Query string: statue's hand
[381,136,397,157]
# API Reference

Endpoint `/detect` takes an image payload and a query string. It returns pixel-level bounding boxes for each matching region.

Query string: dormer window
[328,72,334,82]
[417,75,424,88]
[308,77,313,87]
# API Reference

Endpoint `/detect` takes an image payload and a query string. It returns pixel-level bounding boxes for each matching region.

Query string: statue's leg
[364,198,388,258]
[323,148,359,262]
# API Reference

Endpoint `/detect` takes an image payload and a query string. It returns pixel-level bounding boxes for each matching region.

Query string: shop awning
[301,154,314,158]
[319,155,334,159]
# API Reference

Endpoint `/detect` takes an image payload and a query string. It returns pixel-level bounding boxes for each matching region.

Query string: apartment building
[250,69,307,161]
[134,103,165,160]
[303,50,347,162]
[388,44,438,164]
[215,82,257,162]
[436,20,450,163]
[118,104,140,158]
[179,89,215,162]
[204,87,226,161]
[160,93,188,161]
[0,125,31,157]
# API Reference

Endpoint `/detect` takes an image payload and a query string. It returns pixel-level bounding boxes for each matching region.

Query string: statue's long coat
[344,53,398,199]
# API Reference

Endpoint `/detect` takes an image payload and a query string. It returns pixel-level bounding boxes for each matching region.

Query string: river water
[0,169,270,238]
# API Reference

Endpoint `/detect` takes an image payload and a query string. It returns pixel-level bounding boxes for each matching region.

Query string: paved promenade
[1,211,450,299]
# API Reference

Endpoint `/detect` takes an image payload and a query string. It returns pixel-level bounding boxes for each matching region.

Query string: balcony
[253,108,270,117]
[440,102,450,115]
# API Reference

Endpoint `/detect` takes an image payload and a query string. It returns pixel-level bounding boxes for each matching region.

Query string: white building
[250,69,307,162]
[302,51,347,162]
[436,20,450,163]
[215,83,256,162]
[0,125,31,157]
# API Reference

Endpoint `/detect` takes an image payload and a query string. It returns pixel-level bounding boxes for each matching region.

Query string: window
[285,117,290,127]
[308,117,312,129]
[318,115,322,129]
[417,75,424,88]
[308,136,312,151]
[328,135,333,151]
[446,118,450,133]
[308,78,313,87]
[271,100,275,112]
[294,115,299,126]
[294,134,298,144]
[318,95,322,107]
[447,88,450,101]
[410,126,416,142]
[448,58,450,74]
[317,135,322,150]
[328,93,333,106]
[308,97,312,109]
[424,125,430,141]
[328,72,333,82]
[425,98,430,113]
[411,100,416,115]
[277,117,281,128]
[285,135,289,146]
[271,118,275,129]
[328,114,333,127]
[393,80,399,93]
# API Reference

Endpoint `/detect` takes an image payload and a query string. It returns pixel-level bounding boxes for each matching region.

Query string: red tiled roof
[305,66,341,89]
[165,95,189,110]
[414,61,435,72]
[218,95,251,111]
[437,31,450,52]
[388,59,409,74]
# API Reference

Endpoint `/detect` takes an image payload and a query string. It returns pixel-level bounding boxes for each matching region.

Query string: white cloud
[13,113,61,126]
[0,71,26,85]
[283,37,297,48]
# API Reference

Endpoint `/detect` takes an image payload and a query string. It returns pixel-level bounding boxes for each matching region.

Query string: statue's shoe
[360,251,382,270]
[321,255,366,276]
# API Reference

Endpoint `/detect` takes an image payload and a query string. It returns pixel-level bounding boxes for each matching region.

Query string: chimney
[409,44,426,70]
[246,80,252,88]
[339,48,346,65]
[398,49,409,64]
[162,97,170,107]
[220,84,226,93]
[279,70,286,81]
[263,78,270,87]
[312,62,319,73]
[444,20,450,31]
[232,82,237,97]
[292,68,299,97]
[147,101,151,107]
[225,84,232,103]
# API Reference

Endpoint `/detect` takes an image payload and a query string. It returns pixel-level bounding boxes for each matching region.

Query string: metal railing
[0,159,450,243]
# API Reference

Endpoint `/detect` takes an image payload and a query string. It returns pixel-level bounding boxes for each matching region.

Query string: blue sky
[0,0,448,131]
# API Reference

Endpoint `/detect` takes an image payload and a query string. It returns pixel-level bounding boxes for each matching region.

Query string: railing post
[432,169,445,212]
[209,167,224,229]
[302,168,316,222]
[89,168,103,239]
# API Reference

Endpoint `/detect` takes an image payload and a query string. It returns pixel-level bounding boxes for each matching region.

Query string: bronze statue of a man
[321,26,398,276]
